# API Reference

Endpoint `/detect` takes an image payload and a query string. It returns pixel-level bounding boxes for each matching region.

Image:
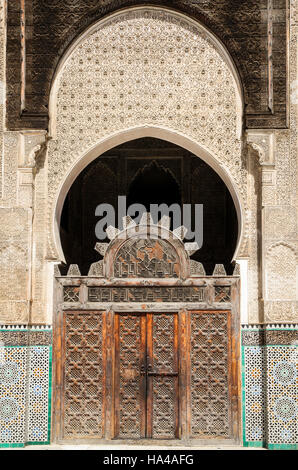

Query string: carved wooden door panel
[61,311,106,439]
[146,313,179,439]
[189,310,233,438]
[55,308,239,442]
[114,313,147,438]
[114,312,179,439]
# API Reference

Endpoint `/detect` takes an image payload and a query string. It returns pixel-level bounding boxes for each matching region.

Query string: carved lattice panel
[150,313,178,439]
[63,312,104,438]
[214,286,231,303]
[152,314,175,372]
[114,238,180,278]
[190,311,230,437]
[116,313,146,438]
[152,376,176,439]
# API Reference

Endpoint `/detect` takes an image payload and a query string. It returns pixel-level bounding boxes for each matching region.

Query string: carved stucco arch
[49,6,244,136]
[46,6,247,263]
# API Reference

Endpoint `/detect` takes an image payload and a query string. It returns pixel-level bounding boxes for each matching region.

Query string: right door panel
[147,312,179,439]
[190,310,231,438]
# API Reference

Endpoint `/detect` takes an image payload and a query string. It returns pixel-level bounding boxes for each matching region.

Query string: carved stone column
[17,131,47,208]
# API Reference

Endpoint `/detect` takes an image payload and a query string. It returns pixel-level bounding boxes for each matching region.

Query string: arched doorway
[48,5,245,446]
[59,138,238,275]
[53,137,241,443]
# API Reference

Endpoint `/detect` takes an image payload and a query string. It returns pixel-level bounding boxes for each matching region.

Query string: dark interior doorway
[60,137,238,275]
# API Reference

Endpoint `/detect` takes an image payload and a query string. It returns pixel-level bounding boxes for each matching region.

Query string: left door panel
[61,311,106,439]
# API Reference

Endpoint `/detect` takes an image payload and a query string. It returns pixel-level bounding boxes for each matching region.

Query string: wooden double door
[115,312,179,439]
[55,309,239,442]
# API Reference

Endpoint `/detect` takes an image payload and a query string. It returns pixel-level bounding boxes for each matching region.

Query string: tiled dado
[0,326,52,447]
[242,324,298,450]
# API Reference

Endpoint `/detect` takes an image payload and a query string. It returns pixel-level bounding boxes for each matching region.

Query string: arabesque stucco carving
[47,7,245,259]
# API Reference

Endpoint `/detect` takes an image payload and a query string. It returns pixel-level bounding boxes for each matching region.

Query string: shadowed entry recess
[127,160,181,215]
[60,138,238,275]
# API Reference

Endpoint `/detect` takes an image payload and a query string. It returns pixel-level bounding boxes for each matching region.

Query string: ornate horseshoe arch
[48,5,246,445]
[46,6,247,263]
[51,126,246,265]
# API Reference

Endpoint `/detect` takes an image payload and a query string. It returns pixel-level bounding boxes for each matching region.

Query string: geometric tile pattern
[27,347,51,443]
[242,325,298,450]
[243,346,266,444]
[267,347,297,446]
[0,347,27,445]
[1,323,296,447]
[0,326,52,448]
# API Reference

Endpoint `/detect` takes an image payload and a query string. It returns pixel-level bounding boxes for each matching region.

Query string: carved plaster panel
[265,243,297,302]
[275,131,296,207]
[261,169,276,206]
[18,131,47,168]
[1,132,19,206]
[264,301,298,323]
[0,208,32,324]
[246,147,261,323]
[264,207,297,242]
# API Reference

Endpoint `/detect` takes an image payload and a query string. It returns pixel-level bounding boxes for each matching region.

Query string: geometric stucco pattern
[246,5,298,324]
[4,0,288,131]
[47,7,245,258]
[261,2,298,324]
[260,6,297,324]
[265,244,297,301]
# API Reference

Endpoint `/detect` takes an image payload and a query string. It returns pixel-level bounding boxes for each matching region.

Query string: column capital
[246,130,275,166]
